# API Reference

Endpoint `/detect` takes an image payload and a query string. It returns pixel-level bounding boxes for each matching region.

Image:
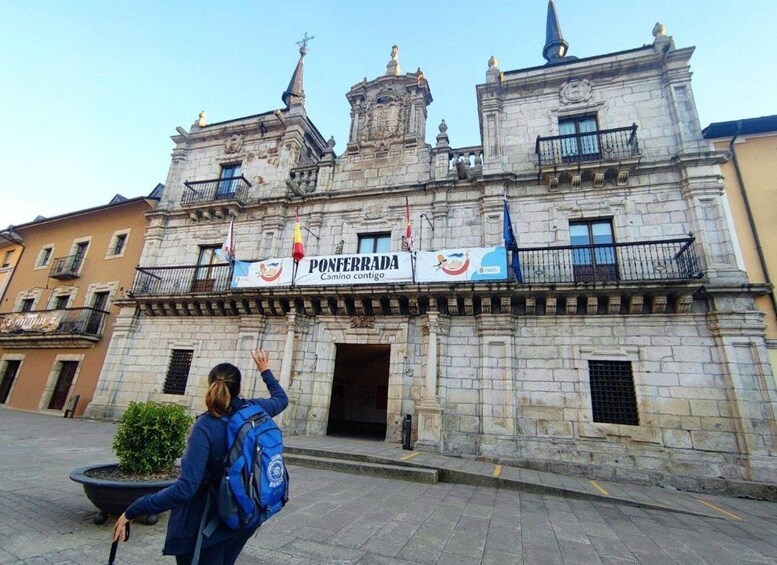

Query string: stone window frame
[38,354,85,411]
[14,289,43,312]
[550,101,607,134]
[149,340,199,406]
[34,244,55,270]
[574,346,660,444]
[105,229,131,259]
[83,281,118,312]
[0,353,25,403]
[45,285,78,310]
[2,249,14,268]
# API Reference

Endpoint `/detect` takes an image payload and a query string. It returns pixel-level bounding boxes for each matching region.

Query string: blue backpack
[215,403,289,530]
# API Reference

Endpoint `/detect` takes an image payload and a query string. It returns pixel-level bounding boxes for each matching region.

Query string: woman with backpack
[112,349,288,565]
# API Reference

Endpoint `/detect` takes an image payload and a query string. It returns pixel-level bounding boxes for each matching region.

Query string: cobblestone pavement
[2,407,777,564]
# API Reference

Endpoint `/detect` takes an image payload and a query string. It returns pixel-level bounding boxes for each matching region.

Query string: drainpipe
[728,123,777,319]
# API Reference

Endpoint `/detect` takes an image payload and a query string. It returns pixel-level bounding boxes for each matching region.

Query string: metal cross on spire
[296,31,315,53]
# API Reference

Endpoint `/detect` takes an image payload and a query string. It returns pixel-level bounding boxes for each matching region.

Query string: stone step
[284,453,439,484]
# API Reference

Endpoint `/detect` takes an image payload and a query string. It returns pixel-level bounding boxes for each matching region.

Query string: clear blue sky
[1,1,775,230]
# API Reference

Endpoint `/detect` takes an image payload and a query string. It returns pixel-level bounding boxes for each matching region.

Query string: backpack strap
[191,490,211,565]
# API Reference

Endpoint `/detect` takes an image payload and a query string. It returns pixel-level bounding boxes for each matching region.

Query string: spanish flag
[292,214,305,263]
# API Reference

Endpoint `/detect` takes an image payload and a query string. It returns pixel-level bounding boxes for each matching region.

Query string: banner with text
[295,252,413,286]
[232,258,295,288]
[415,246,507,283]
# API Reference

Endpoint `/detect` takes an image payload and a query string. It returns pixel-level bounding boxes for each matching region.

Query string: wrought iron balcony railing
[515,237,702,285]
[0,307,108,337]
[182,176,251,206]
[132,263,233,296]
[50,255,85,279]
[535,124,640,168]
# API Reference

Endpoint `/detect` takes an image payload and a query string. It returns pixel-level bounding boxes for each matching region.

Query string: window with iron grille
[163,349,193,395]
[588,360,639,425]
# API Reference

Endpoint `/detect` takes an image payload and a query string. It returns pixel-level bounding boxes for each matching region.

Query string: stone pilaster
[708,311,777,482]
[415,311,448,452]
[476,314,516,458]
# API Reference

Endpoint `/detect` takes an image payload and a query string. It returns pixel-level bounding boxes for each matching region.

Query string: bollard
[402,414,413,450]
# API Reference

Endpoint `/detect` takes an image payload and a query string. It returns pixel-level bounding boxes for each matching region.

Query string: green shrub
[113,401,193,475]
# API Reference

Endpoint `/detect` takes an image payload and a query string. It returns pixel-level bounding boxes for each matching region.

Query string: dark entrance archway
[327,343,390,439]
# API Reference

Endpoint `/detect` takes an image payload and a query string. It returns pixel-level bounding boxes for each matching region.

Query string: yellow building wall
[0,199,154,415]
[713,134,777,382]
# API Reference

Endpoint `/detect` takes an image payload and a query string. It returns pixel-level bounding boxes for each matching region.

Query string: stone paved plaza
[2,407,777,564]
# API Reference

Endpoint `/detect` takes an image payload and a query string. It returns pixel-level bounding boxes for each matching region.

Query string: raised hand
[250,349,270,372]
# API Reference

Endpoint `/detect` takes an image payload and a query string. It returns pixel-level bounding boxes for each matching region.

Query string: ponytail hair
[205,363,241,417]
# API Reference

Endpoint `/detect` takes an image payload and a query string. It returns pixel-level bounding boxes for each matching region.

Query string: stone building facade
[87,6,777,487]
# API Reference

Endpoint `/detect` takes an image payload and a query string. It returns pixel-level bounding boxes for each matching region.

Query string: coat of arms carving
[362,89,405,145]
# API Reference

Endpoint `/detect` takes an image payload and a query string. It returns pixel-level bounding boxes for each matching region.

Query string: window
[570,219,618,282]
[20,298,35,312]
[192,245,221,292]
[52,295,70,310]
[358,233,391,254]
[559,115,600,162]
[70,241,89,271]
[86,292,109,334]
[163,349,193,395]
[217,163,242,199]
[588,360,639,425]
[2,250,13,268]
[37,247,53,267]
[112,234,127,256]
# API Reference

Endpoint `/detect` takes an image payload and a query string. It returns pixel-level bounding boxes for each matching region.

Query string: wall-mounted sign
[0,311,63,333]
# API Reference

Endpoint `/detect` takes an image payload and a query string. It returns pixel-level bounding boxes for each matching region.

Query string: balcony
[124,238,703,320]
[0,307,108,347]
[50,255,85,280]
[535,125,641,189]
[182,176,251,208]
[448,146,484,180]
[516,237,702,285]
[132,263,233,296]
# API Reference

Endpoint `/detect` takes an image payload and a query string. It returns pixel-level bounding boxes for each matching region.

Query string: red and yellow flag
[292,214,305,262]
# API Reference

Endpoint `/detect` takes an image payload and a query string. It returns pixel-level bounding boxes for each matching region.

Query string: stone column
[279,312,297,393]
[415,311,445,452]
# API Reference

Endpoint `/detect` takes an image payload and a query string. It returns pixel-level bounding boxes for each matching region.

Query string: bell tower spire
[543,0,574,64]
[282,32,314,109]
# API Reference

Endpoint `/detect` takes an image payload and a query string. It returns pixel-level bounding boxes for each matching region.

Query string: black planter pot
[70,464,176,525]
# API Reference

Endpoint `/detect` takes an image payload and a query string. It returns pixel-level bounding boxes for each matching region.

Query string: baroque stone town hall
[87,4,777,488]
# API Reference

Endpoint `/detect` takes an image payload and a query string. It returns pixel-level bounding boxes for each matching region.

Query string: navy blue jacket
[125,369,288,556]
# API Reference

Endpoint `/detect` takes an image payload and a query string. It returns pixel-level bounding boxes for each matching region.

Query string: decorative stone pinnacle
[652,22,665,38]
[386,44,400,76]
[197,111,207,127]
[488,55,498,69]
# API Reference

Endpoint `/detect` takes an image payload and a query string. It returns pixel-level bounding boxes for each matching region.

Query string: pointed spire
[543,0,569,63]
[283,33,314,108]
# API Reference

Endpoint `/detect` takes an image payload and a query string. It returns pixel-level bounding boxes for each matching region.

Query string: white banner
[0,311,63,333]
[295,252,413,286]
[416,246,507,283]
[232,258,295,288]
